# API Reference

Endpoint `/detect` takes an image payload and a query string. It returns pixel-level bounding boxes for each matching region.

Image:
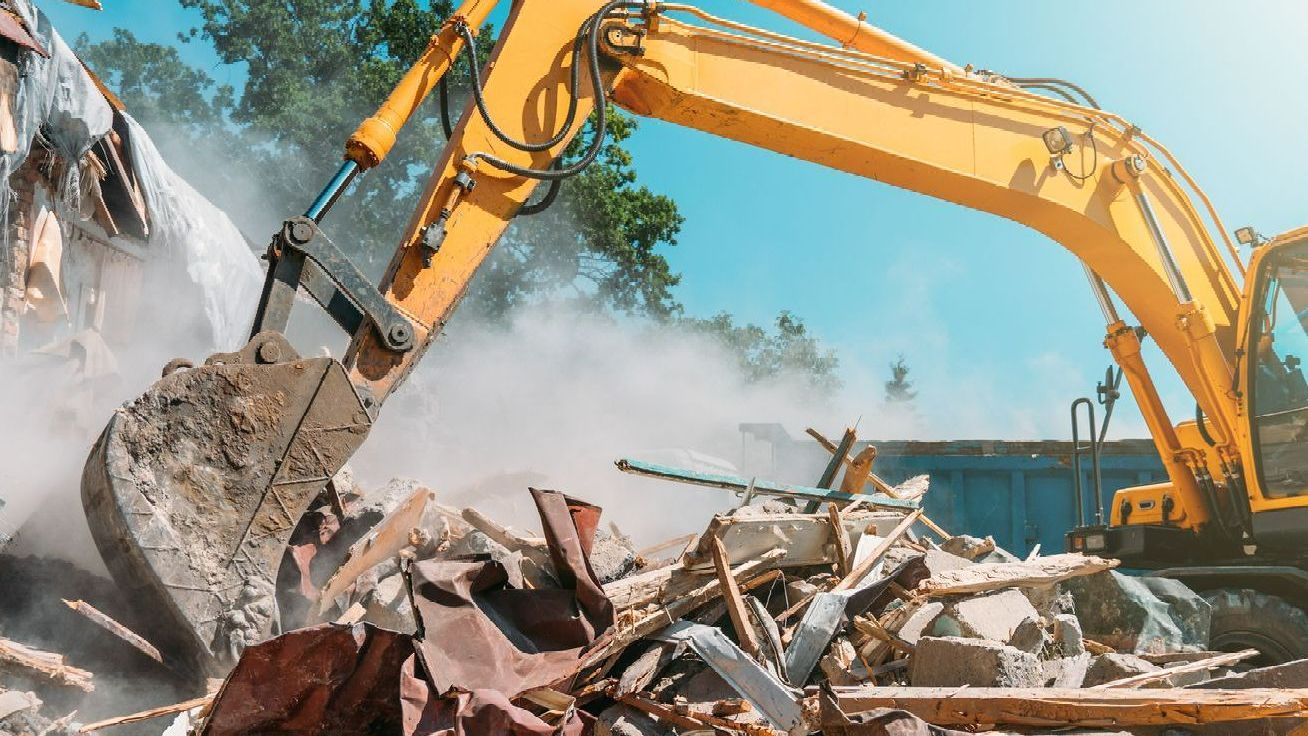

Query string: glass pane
[1252,242,1308,498]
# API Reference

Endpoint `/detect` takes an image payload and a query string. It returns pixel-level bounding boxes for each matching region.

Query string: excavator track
[81,332,372,677]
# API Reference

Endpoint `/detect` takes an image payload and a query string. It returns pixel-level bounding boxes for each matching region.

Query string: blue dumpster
[738,424,1167,557]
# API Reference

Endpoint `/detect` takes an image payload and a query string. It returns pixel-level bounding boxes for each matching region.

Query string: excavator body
[78,0,1308,673]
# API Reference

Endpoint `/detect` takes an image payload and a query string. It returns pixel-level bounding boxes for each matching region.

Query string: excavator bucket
[81,331,372,677]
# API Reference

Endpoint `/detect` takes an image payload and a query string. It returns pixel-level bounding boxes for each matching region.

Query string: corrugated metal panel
[739,425,1167,557]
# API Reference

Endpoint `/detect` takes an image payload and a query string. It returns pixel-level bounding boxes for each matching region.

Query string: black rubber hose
[1196,403,1218,447]
[1005,75,1100,109]
[438,74,454,140]
[456,20,587,153]
[1016,82,1079,105]
[466,0,641,181]
[519,163,563,215]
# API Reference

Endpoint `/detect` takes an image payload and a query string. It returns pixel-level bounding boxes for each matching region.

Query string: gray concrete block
[1083,652,1159,687]
[1009,616,1050,654]
[1053,613,1086,656]
[910,636,1044,687]
[931,589,1039,644]
[1043,652,1091,688]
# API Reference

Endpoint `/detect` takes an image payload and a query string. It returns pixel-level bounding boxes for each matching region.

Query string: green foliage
[77,1,840,381]
[76,0,682,316]
[885,354,916,403]
[684,310,841,393]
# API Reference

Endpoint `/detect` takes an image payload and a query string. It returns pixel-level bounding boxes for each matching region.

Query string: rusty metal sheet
[200,623,411,736]
[409,488,613,695]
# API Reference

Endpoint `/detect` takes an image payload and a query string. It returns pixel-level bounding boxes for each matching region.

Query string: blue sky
[44,1,1308,439]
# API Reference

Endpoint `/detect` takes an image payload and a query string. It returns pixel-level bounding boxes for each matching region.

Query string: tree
[77,0,683,316]
[885,354,916,403]
[685,311,841,393]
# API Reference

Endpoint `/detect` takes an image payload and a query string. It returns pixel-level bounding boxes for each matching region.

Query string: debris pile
[6,425,1308,735]
[9,430,1308,736]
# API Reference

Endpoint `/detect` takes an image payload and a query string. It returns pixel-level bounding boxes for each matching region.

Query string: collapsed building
[6,421,1308,736]
[0,0,259,370]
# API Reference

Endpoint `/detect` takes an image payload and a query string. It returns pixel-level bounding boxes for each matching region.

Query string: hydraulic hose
[464,0,645,181]
[456,21,587,153]
[1006,75,1100,109]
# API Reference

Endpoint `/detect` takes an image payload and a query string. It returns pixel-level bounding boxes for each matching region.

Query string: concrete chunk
[1009,616,1050,654]
[940,534,996,561]
[910,636,1044,687]
[1083,653,1159,687]
[894,601,945,645]
[1052,613,1086,656]
[931,589,1039,644]
[1065,571,1190,653]
[922,549,973,576]
[1043,652,1091,688]
[1192,658,1308,689]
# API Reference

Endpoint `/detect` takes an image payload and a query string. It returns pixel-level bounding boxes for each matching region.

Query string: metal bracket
[250,217,415,353]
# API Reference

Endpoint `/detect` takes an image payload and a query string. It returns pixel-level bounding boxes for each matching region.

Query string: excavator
[79,0,1308,676]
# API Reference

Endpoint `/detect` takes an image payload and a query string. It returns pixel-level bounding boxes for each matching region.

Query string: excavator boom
[80,0,1296,674]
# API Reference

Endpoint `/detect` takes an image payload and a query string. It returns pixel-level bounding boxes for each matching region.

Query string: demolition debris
[6,425,1308,736]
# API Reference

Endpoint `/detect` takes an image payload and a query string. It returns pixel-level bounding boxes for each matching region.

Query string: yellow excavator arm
[81,0,1307,676]
[338,0,1251,533]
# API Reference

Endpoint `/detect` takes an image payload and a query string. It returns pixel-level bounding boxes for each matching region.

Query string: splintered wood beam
[0,637,93,692]
[1091,649,1259,689]
[581,551,784,670]
[62,599,161,664]
[808,427,900,497]
[827,504,852,577]
[824,686,1308,727]
[712,535,762,660]
[918,553,1118,596]
[832,509,922,592]
[78,695,213,733]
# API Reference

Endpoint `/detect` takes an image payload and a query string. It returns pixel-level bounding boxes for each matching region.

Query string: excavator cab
[1247,236,1308,500]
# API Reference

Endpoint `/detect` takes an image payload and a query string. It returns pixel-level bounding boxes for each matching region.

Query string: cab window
[1250,241,1308,498]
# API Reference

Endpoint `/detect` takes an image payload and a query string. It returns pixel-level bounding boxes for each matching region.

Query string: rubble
[3,426,1293,735]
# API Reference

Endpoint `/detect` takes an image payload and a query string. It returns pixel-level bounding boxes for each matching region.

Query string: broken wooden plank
[807,427,902,498]
[827,505,852,577]
[78,695,212,733]
[682,510,905,572]
[839,445,878,496]
[615,458,918,510]
[1092,649,1259,689]
[62,599,161,664]
[916,513,952,541]
[462,507,547,551]
[806,427,856,513]
[832,509,922,592]
[318,486,436,614]
[712,535,762,660]
[824,686,1308,727]
[636,533,696,560]
[581,551,784,670]
[918,553,1118,596]
[0,637,93,692]
[620,694,780,736]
